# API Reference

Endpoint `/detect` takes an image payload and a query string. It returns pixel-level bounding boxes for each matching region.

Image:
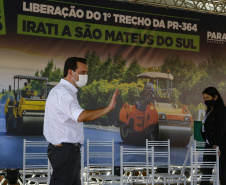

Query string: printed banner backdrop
[0,0,226,169]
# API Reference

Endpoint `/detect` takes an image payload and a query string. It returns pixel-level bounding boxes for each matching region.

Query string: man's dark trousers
[48,143,81,185]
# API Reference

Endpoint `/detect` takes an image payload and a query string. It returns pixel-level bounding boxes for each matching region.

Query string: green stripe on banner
[0,0,6,35]
[18,14,200,52]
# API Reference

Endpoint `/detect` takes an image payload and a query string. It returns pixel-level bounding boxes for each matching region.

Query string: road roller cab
[4,75,48,134]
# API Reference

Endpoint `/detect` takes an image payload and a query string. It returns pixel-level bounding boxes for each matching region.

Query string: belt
[51,142,81,147]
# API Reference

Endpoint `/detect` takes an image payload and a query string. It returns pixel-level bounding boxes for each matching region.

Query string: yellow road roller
[4,75,48,134]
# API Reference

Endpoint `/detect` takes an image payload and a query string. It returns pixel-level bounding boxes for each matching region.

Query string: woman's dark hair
[63,57,87,77]
[202,87,225,111]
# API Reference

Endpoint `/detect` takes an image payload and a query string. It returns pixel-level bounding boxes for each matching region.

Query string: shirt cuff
[73,108,85,122]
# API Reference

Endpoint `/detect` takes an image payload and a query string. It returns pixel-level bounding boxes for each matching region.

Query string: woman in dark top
[201,87,226,185]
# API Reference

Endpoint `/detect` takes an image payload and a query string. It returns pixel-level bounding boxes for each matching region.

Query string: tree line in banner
[1,51,226,126]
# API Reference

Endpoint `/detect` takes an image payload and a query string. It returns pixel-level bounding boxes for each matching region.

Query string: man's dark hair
[63,57,87,77]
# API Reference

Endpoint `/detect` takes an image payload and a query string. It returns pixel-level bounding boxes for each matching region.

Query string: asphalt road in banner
[0,117,189,169]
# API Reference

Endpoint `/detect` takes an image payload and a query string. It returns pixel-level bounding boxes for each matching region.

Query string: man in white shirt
[44,57,119,185]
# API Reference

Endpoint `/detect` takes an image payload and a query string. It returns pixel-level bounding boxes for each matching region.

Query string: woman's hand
[213,145,221,156]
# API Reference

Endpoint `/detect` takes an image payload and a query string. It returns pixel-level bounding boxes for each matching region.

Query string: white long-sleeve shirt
[44,79,84,145]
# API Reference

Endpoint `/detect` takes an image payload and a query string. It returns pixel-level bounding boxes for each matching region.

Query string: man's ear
[68,69,73,76]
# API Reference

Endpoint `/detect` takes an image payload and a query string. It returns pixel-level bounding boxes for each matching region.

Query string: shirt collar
[60,79,78,94]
